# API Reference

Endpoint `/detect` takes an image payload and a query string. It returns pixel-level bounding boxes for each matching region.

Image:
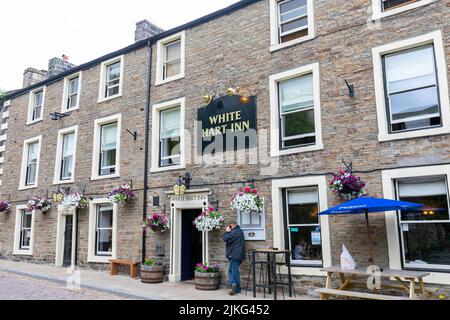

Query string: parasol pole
[365,209,375,265]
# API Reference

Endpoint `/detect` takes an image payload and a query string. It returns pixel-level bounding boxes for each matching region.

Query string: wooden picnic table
[317,266,431,300]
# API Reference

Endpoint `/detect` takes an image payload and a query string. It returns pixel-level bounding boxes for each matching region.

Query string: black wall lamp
[178,172,192,190]
[345,80,355,98]
[50,112,71,120]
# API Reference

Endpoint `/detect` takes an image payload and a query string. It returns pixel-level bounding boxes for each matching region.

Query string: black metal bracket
[125,129,137,141]
[212,200,219,211]
[50,112,71,121]
[345,80,355,98]
[178,172,192,189]
[342,159,353,174]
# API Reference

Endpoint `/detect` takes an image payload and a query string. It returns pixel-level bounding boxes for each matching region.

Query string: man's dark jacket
[223,226,246,261]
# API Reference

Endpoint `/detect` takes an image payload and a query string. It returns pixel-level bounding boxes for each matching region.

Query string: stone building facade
[1,0,449,293]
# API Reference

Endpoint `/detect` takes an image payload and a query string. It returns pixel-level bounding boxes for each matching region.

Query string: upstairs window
[66,75,80,110]
[383,45,441,133]
[105,62,121,98]
[372,0,435,20]
[61,132,75,180]
[155,31,185,85]
[163,40,181,80]
[26,142,39,186]
[278,0,309,44]
[382,0,417,11]
[98,56,124,102]
[99,122,118,176]
[159,107,181,167]
[28,88,45,124]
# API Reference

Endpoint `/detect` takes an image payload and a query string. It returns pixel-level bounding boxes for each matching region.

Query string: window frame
[155,31,185,86]
[382,165,450,284]
[98,56,124,103]
[27,87,46,125]
[13,205,35,256]
[19,135,42,190]
[272,176,331,276]
[61,72,82,113]
[269,0,315,52]
[53,126,78,185]
[95,204,114,256]
[91,114,121,181]
[372,0,436,20]
[269,63,323,157]
[151,98,185,173]
[88,199,118,263]
[372,30,450,142]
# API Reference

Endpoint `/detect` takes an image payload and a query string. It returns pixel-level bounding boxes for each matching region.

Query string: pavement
[0,259,310,300]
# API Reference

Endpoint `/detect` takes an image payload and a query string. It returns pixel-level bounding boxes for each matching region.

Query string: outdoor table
[319,266,431,300]
[251,249,292,300]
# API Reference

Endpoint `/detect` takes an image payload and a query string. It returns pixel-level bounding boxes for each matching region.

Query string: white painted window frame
[151,97,186,173]
[87,198,118,263]
[19,135,42,190]
[269,0,315,53]
[13,205,35,256]
[372,0,436,21]
[382,164,450,285]
[61,72,82,113]
[98,55,124,103]
[272,175,331,276]
[27,87,46,125]
[372,30,450,142]
[269,62,323,157]
[155,31,186,86]
[53,126,78,185]
[91,114,121,181]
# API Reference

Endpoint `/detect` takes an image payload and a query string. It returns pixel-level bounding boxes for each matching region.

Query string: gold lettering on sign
[203,111,250,138]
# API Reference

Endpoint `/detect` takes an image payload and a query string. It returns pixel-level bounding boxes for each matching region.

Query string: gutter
[142,39,153,263]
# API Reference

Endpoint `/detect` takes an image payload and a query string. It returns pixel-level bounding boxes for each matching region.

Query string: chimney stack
[48,55,76,78]
[23,68,48,88]
[135,19,164,42]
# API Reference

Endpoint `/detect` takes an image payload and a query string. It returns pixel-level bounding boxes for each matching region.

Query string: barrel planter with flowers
[140,258,164,284]
[194,263,221,291]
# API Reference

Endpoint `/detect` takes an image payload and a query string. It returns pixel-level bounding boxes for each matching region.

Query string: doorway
[63,215,74,267]
[181,209,203,281]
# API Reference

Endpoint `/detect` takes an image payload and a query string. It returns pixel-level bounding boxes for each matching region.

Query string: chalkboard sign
[197,95,257,155]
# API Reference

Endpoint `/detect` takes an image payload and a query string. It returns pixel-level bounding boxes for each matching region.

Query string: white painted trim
[150,97,186,173]
[27,87,46,125]
[155,31,186,86]
[382,164,450,285]
[0,146,5,153]
[61,71,82,113]
[90,114,122,181]
[4,100,11,107]
[372,30,450,142]
[55,205,77,268]
[13,205,35,256]
[2,111,9,119]
[1,123,8,130]
[53,126,78,185]
[18,135,42,190]
[269,0,315,53]
[97,55,124,103]
[87,198,118,264]
[271,176,331,276]
[372,0,436,21]
[269,63,324,157]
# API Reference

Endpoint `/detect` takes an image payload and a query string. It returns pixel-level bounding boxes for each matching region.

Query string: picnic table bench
[317,266,431,300]
[109,259,140,278]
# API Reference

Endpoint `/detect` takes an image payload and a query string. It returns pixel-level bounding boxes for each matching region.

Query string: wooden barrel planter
[195,271,221,291]
[140,265,164,284]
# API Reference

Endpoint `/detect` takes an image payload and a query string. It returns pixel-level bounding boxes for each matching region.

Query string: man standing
[223,224,245,296]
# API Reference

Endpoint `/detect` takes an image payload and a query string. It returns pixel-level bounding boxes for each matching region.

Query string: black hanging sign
[197,95,257,155]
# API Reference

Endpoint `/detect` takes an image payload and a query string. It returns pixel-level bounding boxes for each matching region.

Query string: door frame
[55,205,77,268]
[166,189,211,282]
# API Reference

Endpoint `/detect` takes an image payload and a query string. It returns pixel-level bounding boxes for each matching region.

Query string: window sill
[18,185,38,191]
[53,179,75,186]
[87,255,113,264]
[13,250,33,256]
[26,119,43,126]
[90,173,121,181]
[97,93,122,104]
[270,143,324,158]
[155,73,185,86]
[150,164,186,173]
[378,126,450,142]
[60,106,79,114]
[372,0,436,21]
[279,265,327,277]
[270,34,315,53]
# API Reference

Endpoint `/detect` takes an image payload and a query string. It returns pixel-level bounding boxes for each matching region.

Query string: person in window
[223,224,245,296]
[293,238,308,260]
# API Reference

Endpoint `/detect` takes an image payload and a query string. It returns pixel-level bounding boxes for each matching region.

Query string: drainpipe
[142,39,153,263]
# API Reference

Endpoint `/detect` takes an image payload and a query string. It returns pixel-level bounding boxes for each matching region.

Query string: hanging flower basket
[26,196,52,213]
[0,201,11,213]
[144,213,170,233]
[329,169,367,201]
[62,193,89,210]
[231,187,264,215]
[193,207,224,232]
[108,183,136,205]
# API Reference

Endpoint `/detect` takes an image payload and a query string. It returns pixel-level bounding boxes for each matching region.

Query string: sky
[0,0,240,91]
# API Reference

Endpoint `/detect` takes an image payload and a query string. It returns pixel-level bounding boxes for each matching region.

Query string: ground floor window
[396,175,450,270]
[95,204,113,256]
[20,210,32,250]
[283,187,323,266]
[13,205,34,255]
